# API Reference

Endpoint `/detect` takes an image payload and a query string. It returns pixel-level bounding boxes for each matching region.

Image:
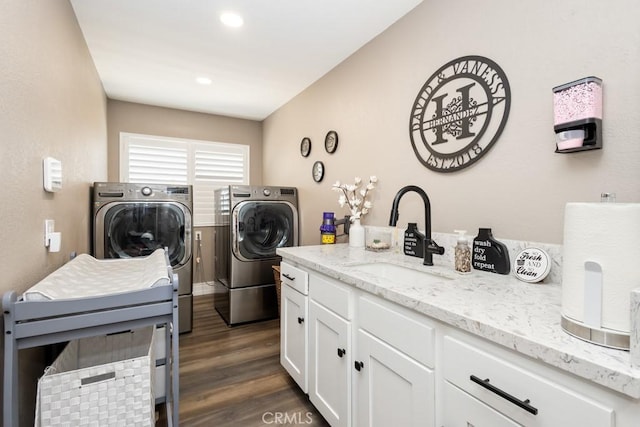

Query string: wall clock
[300,137,311,157]
[312,161,324,182]
[325,130,338,154]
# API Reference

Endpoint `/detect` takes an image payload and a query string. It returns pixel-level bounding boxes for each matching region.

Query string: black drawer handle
[354,361,364,371]
[470,375,538,415]
[297,317,304,324]
[282,273,295,281]
[337,348,346,358]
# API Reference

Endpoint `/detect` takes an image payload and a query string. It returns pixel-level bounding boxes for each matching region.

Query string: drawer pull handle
[337,348,346,358]
[297,317,304,324]
[469,375,538,415]
[282,273,295,281]
[354,361,364,371]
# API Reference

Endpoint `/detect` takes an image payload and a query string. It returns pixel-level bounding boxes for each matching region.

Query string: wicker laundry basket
[35,327,156,427]
[272,265,281,316]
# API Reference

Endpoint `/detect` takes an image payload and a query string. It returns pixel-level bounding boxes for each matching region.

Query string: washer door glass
[104,202,188,267]
[234,201,295,260]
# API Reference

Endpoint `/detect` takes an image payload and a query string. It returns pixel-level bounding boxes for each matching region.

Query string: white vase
[349,219,365,248]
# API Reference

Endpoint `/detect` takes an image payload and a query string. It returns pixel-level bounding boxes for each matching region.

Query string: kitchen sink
[345,262,453,285]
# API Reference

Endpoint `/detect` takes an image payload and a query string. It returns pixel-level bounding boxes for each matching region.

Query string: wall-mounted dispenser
[553,76,602,153]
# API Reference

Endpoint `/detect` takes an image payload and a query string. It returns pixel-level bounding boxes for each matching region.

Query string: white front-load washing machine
[92,182,193,333]
[213,185,298,325]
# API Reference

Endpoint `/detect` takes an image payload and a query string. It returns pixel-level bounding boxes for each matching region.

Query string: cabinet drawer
[309,273,353,319]
[358,295,434,368]
[281,261,309,295]
[443,335,614,426]
[443,381,519,427]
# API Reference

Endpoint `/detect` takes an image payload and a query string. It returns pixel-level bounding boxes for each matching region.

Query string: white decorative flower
[332,176,377,223]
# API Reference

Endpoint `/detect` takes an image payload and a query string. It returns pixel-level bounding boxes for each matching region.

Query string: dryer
[92,182,193,333]
[213,185,298,325]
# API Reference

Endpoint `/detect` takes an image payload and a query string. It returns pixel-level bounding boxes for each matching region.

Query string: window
[120,132,250,226]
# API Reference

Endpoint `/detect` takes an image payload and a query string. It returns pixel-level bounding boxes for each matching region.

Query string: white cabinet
[442,380,520,427]
[280,282,308,392]
[355,294,436,427]
[279,258,640,427]
[309,300,351,427]
[308,273,353,427]
[280,261,309,393]
[442,333,614,427]
[355,329,434,427]
[280,261,308,295]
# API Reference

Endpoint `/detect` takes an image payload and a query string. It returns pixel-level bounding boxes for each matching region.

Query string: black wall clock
[325,130,338,154]
[312,161,324,182]
[300,137,311,157]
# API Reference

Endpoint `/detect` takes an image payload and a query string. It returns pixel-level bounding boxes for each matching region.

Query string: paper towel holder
[561,316,629,350]
[560,259,630,350]
[560,261,631,350]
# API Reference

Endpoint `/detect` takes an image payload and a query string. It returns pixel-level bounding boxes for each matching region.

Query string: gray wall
[0,1,108,423]
[106,100,263,185]
[263,0,640,245]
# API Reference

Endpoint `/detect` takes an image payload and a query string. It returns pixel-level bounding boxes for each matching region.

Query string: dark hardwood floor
[170,294,329,426]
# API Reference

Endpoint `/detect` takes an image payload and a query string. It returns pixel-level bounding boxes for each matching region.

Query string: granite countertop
[277,243,640,399]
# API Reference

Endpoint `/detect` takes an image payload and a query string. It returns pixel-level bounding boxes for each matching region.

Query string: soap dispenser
[404,222,425,258]
[553,76,602,152]
[454,230,471,273]
[472,228,511,275]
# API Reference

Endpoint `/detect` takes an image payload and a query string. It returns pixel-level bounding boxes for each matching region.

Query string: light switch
[44,219,61,252]
[44,220,55,245]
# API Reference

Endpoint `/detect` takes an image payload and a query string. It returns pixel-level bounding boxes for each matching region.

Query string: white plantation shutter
[123,137,189,184]
[120,133,249,226]
[192,142,248,225]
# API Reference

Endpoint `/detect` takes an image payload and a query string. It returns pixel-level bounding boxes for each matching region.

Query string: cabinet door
[280,284,308,393]
[309,299,351,427]
[355,329,435,427]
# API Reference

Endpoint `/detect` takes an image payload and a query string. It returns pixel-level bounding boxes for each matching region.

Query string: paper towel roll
[562,203,640,333]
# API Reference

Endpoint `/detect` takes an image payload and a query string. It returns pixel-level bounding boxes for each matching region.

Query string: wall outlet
[195,231,202,241]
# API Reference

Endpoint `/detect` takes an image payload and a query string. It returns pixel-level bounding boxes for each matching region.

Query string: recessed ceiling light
[220,11,243,28]
[196,77,212,85]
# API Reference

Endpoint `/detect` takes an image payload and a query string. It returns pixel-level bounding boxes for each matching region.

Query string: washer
[213,185,298,325]
[92,182,193,333]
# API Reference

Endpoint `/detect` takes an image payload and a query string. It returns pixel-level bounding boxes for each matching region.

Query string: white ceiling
[70,0,423,121]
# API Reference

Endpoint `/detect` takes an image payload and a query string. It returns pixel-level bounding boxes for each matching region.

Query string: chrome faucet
[389,185,444,266]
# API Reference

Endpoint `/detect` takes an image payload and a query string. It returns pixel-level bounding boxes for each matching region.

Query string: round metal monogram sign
[409,56,511,172]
